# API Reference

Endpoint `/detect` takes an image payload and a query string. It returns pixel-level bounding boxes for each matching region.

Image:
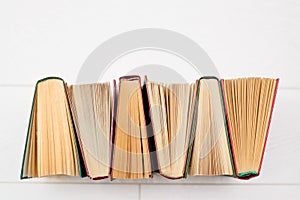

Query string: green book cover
[184,76,235,177]
[20,77,86,179]
[217,78,236,177]
[184,78,200,178]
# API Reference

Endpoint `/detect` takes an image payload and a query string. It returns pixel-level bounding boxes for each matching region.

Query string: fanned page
[111,76,152,179]
[21,77,81,179]
[189,77,234,176]
[146,78,196,179]
[222,78,279,179]
[68,83,111,179]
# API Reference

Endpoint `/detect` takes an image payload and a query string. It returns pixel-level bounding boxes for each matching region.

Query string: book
[110,76,152,179]
[67,82,112,180]
[20,75,278,180]
[187,77,234,176]
[145,76,197,179]
[221,77,279,179]
[20,77,86,179]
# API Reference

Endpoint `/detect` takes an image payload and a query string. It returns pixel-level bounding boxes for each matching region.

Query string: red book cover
[220,78,279,179]
[257,79,279,176]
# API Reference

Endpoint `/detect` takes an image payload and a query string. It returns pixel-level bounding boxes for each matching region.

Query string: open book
[67,82,112,180]
[188,77,234,176]
[20,77,85,179]
[110,76,152,179]
[221,78,279,179]
[145,77,197,179]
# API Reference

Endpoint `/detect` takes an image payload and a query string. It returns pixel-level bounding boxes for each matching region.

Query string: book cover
[21,77,86,179]
[220,78,279,179]
[185,76,235,177]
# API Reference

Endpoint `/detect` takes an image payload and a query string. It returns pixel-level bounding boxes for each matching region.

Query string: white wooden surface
[1,0,300,199]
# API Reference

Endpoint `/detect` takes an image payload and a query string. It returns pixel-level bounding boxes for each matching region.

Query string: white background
[0,0,300,199]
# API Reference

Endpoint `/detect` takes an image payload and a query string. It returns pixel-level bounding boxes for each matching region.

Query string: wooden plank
[140,185,300,200]
[0,183,138,200]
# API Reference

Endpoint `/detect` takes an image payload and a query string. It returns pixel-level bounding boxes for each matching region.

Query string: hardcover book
[20,77,86,179]
[188,77,235,176]
[67,82,112,180]
[221,77,279,179]
[145,76,197,179]
[110,76,152,179]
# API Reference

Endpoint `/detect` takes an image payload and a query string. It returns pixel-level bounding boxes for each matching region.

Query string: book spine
[160,174,185,180]
[119,75,141,81]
